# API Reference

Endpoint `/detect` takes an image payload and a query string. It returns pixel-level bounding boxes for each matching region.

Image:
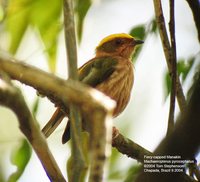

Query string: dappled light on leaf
[74,0,92,43]
[30,0,62,72]
[6,0,32,54]
[8,139,32,182]
[130,25,146,63]
[130,25,146,40]
[129,19,158,63]
[5,0,62,72]
[164,57,195,100]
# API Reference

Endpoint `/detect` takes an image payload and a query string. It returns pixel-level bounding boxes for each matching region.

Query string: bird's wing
[78,57,118,87]
[42,57,117,142]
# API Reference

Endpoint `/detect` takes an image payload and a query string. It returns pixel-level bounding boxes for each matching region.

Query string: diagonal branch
[0,73,66,182]
[167,0,177,135]
[153,0,187,113]
[0,55,115,128]
[112,132,152,163]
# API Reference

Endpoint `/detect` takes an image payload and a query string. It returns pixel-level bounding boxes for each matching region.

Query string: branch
[112,132,152,163]
[167,0,177,135]
[153,0,187,113]
[185,0,200,42]
[63,0,78,80]
[0,55,114,115]
[0,73,66,182]
[63,0,86,181]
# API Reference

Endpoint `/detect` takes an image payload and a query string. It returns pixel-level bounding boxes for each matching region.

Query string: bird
[42,33,143,144]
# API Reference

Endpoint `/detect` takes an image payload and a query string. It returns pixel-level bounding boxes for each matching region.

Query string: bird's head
[95,33,143,59]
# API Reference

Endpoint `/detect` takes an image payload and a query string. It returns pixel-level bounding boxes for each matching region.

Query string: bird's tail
[42,107,65,138]
[62,121,71,144]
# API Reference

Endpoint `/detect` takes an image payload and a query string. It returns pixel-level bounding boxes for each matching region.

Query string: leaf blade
[8,139,32,182]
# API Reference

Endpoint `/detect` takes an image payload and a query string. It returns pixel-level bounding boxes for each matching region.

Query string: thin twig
[63,0,78,80]
[112,132,152,163]
[167,0,177,135]
[63,0,86,181]
[153,0,187,113]
[0,73,66,182]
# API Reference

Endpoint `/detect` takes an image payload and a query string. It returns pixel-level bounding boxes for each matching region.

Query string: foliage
[4,0,62,72]
[8,139,32,182]
[3,0,91,72]
[130,19,157,63]
[164,57,195,100]
[74,0,92,42]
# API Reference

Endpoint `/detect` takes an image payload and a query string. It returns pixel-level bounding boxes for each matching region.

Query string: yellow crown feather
[96,33,133,49]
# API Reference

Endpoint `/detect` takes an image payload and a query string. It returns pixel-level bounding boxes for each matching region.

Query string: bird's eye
[115,39,123,45]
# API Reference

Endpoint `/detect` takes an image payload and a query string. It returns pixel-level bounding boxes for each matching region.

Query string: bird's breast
[96,60,134,117]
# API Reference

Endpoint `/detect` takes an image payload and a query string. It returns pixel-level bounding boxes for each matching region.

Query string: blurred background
[0,0,199,181]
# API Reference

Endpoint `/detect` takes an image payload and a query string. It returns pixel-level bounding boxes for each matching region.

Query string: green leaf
[129,25,146,63]
[75,0,92,43]
[5,0,62,72]
[32,97,40,117]
[6,0,33,54]
[8,139,32,182]
[149,18,157,34]
[177,57,195,82]
[30,0,62,72]
[0,5,4,22]
[164,71,172,100]
[164,57,195,99]
[130,25,146,40]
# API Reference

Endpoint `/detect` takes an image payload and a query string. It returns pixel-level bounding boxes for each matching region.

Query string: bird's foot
[112,126,119,140]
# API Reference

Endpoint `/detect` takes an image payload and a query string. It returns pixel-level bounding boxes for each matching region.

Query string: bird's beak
[134,39,144,45]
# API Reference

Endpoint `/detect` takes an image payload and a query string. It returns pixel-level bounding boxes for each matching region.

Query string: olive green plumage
[79,57,117,86]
